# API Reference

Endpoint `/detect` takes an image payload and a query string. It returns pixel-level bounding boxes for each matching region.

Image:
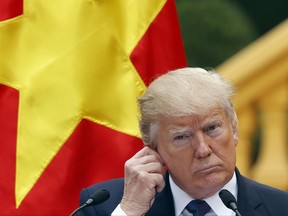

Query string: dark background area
[176,0,288,67]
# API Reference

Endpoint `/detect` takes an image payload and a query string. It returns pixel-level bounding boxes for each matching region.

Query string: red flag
[0,0,186,215]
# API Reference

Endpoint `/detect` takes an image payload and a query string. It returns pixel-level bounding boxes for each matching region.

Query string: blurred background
[175,0,288,191]
[176,0,287,67]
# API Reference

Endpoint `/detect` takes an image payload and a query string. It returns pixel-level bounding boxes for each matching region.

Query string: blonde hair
[138,67,237,146]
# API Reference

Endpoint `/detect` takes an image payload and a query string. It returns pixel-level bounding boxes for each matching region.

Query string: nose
[193,132,212,158]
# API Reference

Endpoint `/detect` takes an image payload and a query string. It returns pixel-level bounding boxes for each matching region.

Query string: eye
[172,133,192,146]
[205,124,220,133]
[175,135,186,140]
[206,125,217,132]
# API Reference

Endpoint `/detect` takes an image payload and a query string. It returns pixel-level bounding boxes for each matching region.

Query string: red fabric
[0,0,23,21]
[0,0,187,215]
[0,84,19,213]
[131,0,187,85]
[0,119,143,215]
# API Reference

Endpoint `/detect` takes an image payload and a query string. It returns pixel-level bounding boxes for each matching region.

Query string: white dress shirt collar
[169,172,238,216]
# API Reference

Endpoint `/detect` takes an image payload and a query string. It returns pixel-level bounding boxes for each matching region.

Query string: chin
[182,175,227,199]
[199,173,230,196]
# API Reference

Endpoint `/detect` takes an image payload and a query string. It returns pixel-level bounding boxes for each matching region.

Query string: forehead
[157,108,228,129]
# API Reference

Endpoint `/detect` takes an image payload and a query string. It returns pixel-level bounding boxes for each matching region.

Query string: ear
[232,111,239,146]
[232,125,239,146]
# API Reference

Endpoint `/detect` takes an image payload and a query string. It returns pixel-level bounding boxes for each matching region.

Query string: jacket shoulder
[237,170,288,216]
[79,178,124,216]
[243,176,288,202]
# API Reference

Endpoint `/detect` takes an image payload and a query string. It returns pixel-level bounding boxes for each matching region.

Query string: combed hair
[138,67,237,146]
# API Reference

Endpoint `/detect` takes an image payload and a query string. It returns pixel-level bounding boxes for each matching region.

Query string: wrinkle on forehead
[158,107,226,126]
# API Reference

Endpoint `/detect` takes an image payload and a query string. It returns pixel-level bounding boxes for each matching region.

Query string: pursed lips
[196,164,220,173]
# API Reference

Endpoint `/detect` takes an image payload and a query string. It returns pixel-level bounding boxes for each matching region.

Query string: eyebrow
[168,127,192,134]
[201,117,224,127]
[166,113,225,133]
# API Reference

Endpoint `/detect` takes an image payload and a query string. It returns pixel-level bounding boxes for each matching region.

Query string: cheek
[211,131,237,163]
[216,142,236,166]
[159,144,183,165]
[158,145,174,166]
[159,145,193,173]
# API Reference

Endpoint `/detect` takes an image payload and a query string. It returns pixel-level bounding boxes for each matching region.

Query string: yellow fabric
[0,0,166,207]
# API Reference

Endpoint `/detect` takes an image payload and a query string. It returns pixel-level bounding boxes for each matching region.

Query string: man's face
[155,107,238,199]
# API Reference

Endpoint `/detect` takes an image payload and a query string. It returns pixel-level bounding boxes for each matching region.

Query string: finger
[149,173,165,193]
[133,146,158,158]
[138,162,165,174]
[133,147,165,164]
[125,161,164,180]
[136,154,163,165]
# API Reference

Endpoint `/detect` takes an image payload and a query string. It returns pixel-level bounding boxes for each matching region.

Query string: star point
[0,0,166,206]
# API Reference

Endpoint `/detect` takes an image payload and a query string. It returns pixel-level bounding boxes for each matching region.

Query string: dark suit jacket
[78,169,288,216]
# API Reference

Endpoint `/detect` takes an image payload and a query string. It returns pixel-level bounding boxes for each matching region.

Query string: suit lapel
[236,168,269,216]
[146,173,175,216]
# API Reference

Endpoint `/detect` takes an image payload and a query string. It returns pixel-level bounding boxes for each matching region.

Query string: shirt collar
[169,172,238,216]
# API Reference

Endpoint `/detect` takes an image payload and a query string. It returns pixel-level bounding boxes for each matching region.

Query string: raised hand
[120,146,166,216]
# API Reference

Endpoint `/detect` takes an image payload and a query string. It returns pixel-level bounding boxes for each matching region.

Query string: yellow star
[0,0,166,207]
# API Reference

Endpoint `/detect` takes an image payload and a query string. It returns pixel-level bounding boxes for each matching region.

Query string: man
[79,67,288,216]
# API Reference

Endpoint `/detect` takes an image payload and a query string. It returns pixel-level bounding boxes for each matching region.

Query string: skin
[121,107,238,215]
[121,147,166,216]
[156,108,238,199]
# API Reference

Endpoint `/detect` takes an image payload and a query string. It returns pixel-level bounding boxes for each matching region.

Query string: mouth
[196,165,220,173]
